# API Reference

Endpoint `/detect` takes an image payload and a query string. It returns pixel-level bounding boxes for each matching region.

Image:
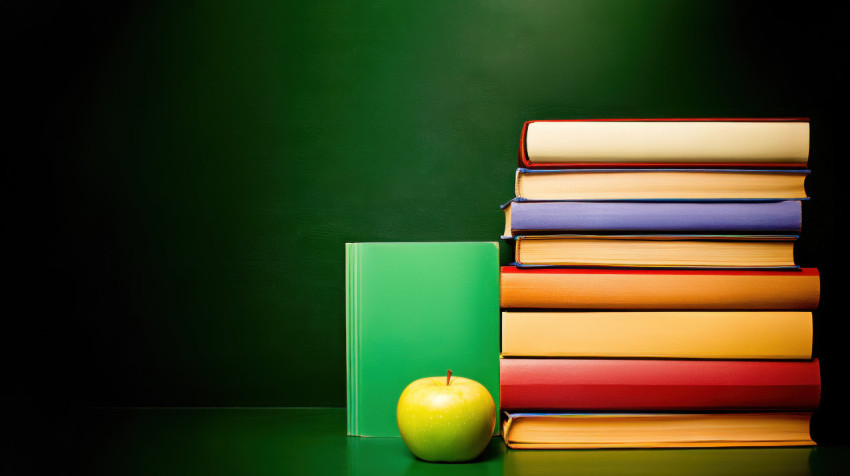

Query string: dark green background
[4,0,848,452]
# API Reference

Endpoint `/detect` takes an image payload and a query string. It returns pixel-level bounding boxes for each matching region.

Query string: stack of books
[498,118,822,449]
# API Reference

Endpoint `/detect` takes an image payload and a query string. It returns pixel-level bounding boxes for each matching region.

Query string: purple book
[502,200,802,238]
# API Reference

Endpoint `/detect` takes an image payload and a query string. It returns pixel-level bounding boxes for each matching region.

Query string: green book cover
[346,242,500,437]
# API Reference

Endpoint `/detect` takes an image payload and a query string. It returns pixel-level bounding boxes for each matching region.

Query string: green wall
[5,0,847,442]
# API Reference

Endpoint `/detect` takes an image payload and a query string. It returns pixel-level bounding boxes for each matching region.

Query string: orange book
[513,234,797,268]
[501,412,815,449]
[500,311,812,359]
[499,267,820,310]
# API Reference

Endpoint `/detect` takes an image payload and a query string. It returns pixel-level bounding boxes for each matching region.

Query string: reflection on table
[69,407,845,476]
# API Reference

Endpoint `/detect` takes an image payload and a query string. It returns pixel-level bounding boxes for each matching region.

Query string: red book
[518,118,810,169]
[500,358,821,411]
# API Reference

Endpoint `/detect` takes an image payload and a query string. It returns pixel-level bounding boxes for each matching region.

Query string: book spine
[519,119,810,168]
[499,267,821,309]
[509,200,802,234]
[500,310,813,360]
[513,234,798,269]
[500,358,821,411]
[345,243,359,436]
[501,412,815,449]
[514,168,810,201]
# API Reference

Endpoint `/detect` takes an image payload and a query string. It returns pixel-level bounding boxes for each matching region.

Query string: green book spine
[346,243,359,436]
[346,242,500,437]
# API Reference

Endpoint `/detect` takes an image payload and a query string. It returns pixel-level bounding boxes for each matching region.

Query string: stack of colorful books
[498,118,822,449]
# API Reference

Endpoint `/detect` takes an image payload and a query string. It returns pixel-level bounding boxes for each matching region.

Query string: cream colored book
[500,310,812,359]
[514,234,797,268]
[501,412,815,449]
[521,119,809,167]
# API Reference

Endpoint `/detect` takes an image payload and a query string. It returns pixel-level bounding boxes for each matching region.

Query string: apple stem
[447,369,452,386]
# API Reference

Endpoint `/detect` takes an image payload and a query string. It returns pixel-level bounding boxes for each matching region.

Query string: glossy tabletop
[63,408,849,475]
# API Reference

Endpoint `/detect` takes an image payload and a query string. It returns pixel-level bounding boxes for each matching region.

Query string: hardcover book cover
[512,234,799,269]
[517,118,810,168]
[500,310,813,359]
[346,242,500,437]
[499,266,821,310]
[502,444,815,475]
[501,200,802,238]
[500,358,821,411]
[501,412,815,449]
[514,168,810,201]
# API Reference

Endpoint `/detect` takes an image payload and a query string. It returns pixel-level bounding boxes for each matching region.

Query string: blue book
[501,200,802,238]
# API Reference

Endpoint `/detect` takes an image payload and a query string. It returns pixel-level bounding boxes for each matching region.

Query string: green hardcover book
[346,242,500,437]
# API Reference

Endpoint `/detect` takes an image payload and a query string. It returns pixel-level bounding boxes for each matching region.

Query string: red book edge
[517,118,811,169]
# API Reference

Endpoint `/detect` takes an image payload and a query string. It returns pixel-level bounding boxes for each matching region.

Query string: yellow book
[500,311,812,359]
[501,412,815,449]
[514,169,808,200]
[514,234,796,268]
[502,445,815,476]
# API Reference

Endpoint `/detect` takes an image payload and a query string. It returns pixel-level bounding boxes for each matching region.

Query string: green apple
[396,370,496,463]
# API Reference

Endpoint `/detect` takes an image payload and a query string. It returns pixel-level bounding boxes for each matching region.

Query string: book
[500,310,812,359]
[499,266,820,309]
[502,445,815,476]
[345,242,500,437]
[518,119,810,168]
[502,200,802,238]
[500,412,815,449]
[514,168,809,201]
[500,358,821,411]
[513,234,797,269]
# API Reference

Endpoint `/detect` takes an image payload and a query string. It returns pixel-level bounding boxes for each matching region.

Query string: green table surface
[55,408,848,475]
